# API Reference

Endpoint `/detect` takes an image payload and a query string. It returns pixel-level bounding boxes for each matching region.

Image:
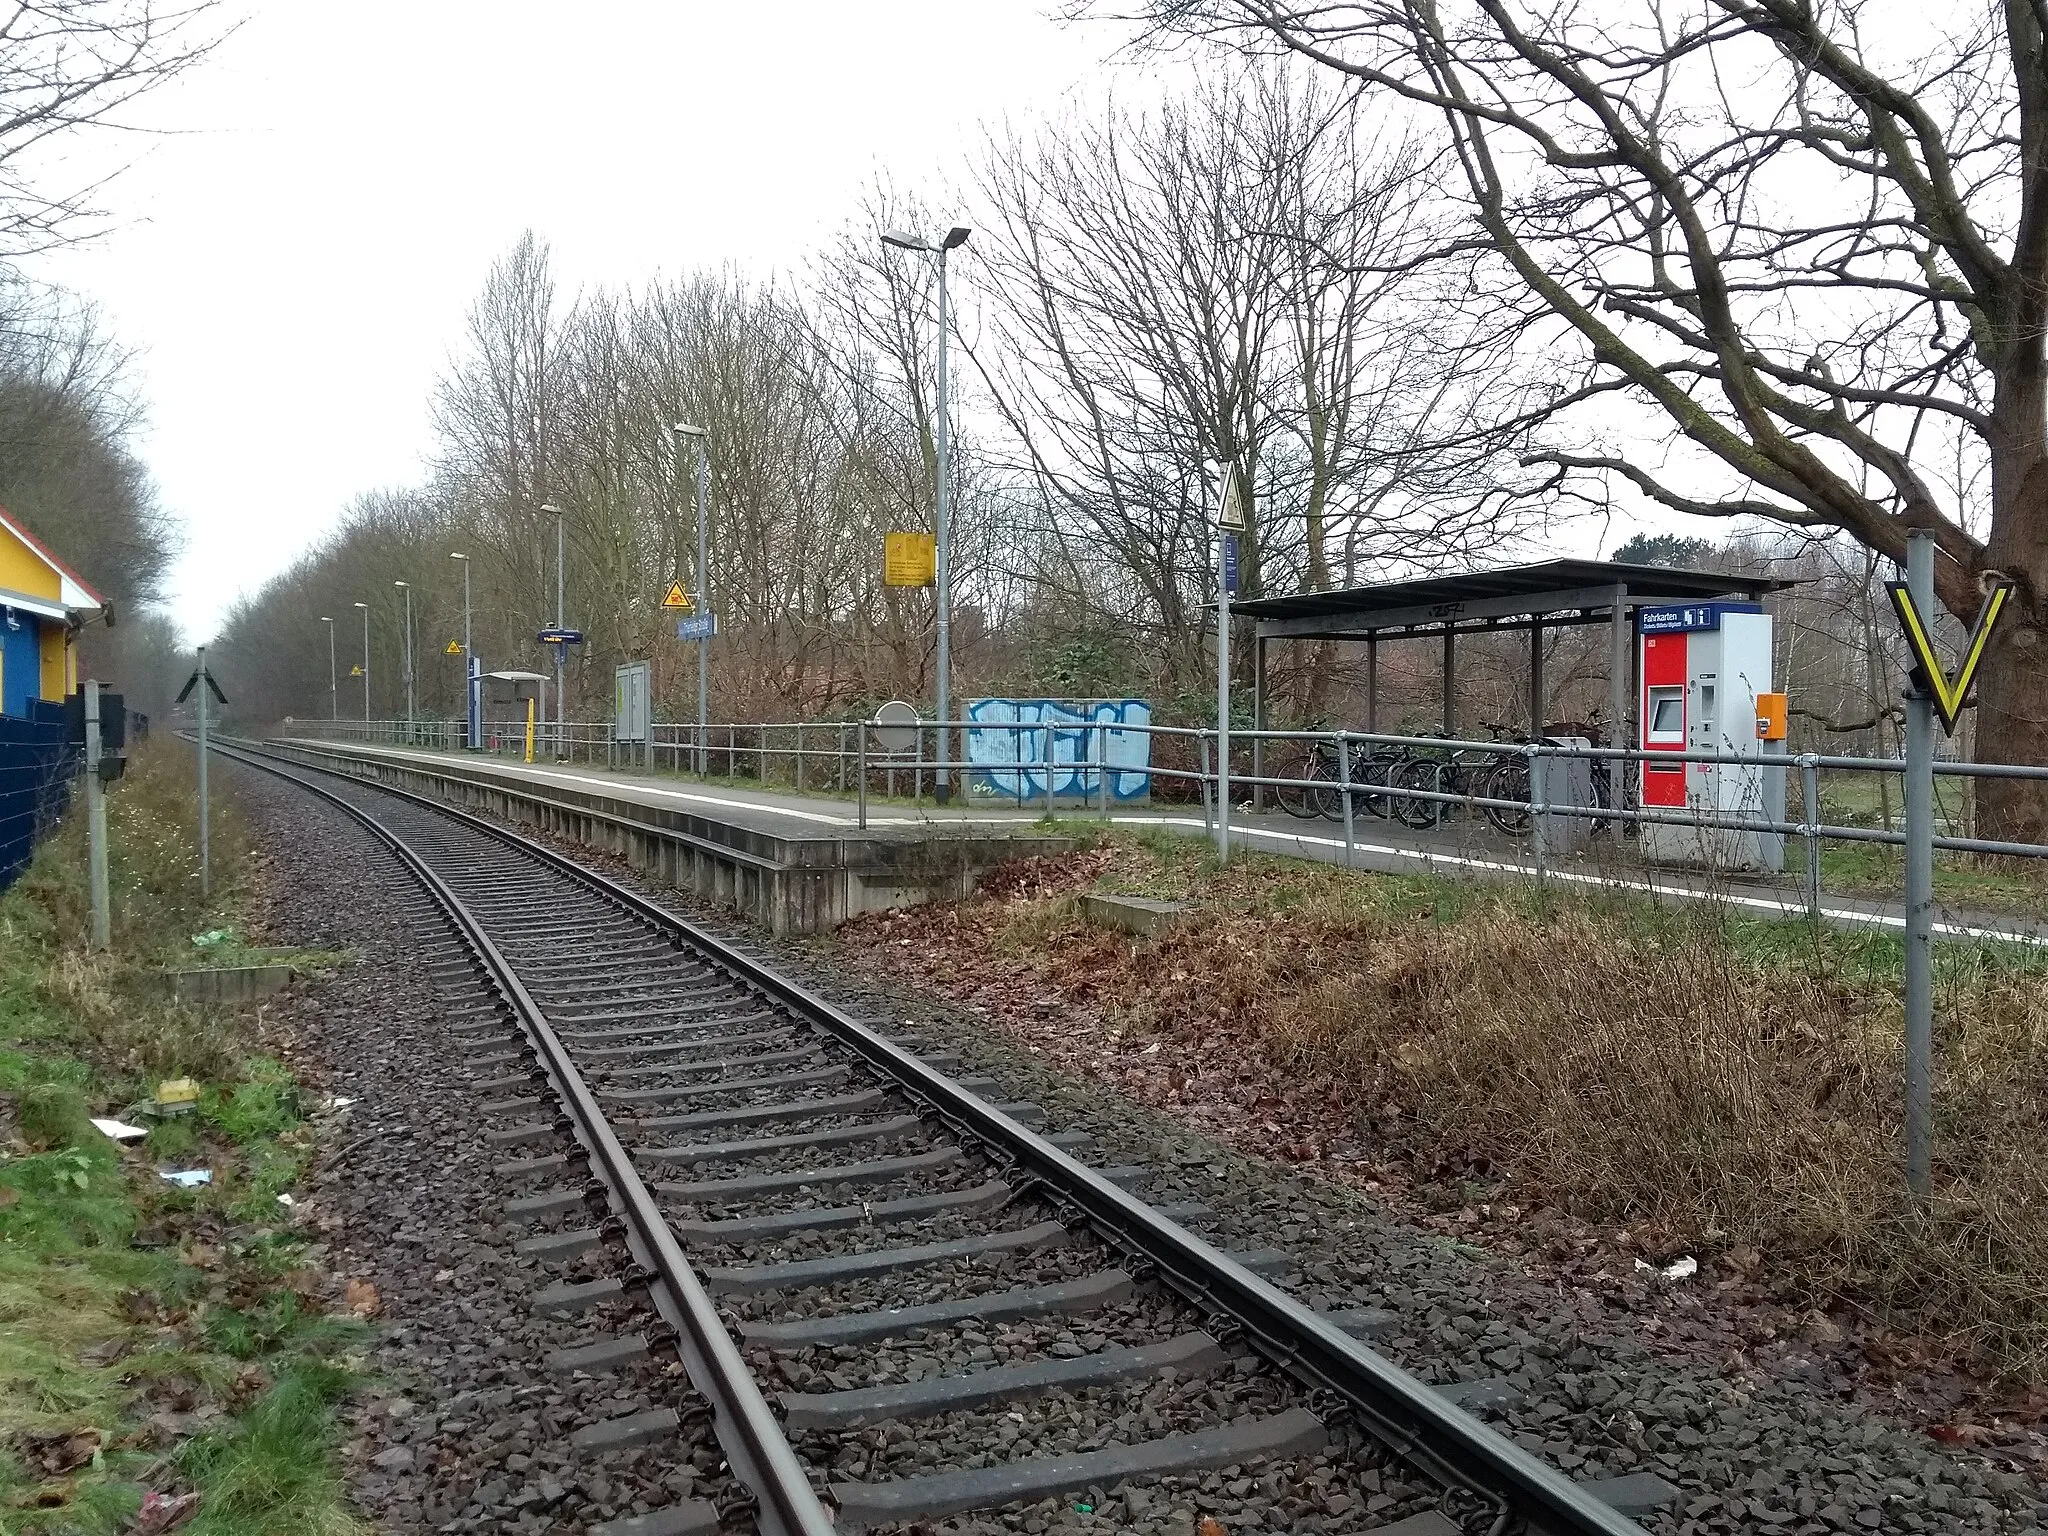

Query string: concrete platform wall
[254,738,1084,935]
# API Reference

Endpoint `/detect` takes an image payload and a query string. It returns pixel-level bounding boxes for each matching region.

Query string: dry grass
[938,839,2048,1374]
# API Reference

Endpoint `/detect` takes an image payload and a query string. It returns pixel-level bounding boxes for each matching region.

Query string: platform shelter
[1230,558,1785,756]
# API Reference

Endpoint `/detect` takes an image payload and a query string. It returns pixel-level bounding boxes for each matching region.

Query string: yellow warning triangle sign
[1885,577,2011,735]
[445,640,462,654]
[662,581,692,611]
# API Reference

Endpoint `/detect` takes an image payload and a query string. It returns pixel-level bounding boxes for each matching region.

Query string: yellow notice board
[884,531,936,588]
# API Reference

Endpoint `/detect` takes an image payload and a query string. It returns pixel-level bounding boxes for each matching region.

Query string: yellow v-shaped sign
[1885,577,2011,735]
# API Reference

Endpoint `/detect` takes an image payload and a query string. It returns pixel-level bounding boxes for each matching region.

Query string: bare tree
[1119,0,2048,832]
[0,1,224,255]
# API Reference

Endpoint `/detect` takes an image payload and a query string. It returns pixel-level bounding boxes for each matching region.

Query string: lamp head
[449,551,468,561]
[672,422,706,438]
[320,616,333,623]
[393,579,408,588]
[881,230,927,252]
[942,226,971,249]
[541,502,562,515]
[353,602,368,610]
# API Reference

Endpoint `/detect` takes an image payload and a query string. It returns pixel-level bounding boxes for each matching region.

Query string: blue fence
[0,701,74,887]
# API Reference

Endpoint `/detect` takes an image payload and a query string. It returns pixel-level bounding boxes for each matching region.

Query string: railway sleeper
[828,1406,1329,1534]
[602,1062,851,1106]
[630,1113,925,1167]
[670,1178,1014,1242]
[589,1044,825,1083]
[781,1329,1228,1430]
[740,1268,1136,1348]
[652,1145,961,1201]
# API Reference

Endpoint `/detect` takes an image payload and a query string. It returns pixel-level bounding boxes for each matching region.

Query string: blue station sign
[676,614,718,641]
[1637,602,1761,635]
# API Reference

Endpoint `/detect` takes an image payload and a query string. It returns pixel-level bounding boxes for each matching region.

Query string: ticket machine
[1638,603,1785,871]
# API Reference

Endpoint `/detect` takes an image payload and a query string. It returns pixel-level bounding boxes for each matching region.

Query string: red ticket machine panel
[1641,632,1688,808]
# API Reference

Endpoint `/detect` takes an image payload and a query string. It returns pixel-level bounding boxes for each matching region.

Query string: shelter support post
[1252,635,1267,812]
[1441,628,1456,736]
[1529,622,1545,736]
[1608,585,1630,749]
[1367,639,1378,733]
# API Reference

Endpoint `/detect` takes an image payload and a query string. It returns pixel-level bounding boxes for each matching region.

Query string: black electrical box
[63,690,127,753]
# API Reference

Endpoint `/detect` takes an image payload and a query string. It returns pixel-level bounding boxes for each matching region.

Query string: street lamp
[393,580,415,733]
[672,423,711,775]
[880,224,970,801]
[542,502,565,759]
[450,552,474,748]
[319,616,336,721]
[352,602,370,723]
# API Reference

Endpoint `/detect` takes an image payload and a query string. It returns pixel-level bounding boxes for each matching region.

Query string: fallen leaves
[342,1278,381,1318]
[17,1426,101,1475]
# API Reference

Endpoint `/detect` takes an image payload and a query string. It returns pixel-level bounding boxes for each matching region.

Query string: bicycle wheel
[1272,748,1320,819]
[1357,749,1400,819]
[1393,757,1444,829]
[1306,751,1344,820]
[1482,755,1533,836]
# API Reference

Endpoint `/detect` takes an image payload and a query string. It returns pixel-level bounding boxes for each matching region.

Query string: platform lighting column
[673,423,712,775]
[353,602,370,723]
[451,552,474,747]
[543,502,565,759]
[320,616,337,720]
[881,224,970,802]
[394,580,415,734]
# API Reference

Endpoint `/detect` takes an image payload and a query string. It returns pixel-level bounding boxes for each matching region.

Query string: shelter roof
[1231,558,1787,638]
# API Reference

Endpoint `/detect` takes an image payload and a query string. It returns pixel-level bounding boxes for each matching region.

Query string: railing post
[857,720,869,829]
[796,723,806,795]
[1199,733,1214,833]
[1801,754,1822,921]
[1337,730,1355,868]
[838,723,848,794]
[1044,720,1056,814]
[1098,721,1111,817]
[1530,744,1548,889]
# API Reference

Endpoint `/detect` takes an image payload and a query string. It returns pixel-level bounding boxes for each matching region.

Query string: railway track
[213,737,1674,1536]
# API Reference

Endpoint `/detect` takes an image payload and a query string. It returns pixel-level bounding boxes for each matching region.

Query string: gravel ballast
[223,757,2047,1535]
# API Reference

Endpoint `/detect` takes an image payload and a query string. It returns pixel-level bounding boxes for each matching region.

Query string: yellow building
[0,505,107,718]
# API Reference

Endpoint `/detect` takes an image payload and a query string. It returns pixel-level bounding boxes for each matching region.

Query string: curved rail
[207,737,834,1536]
[211,733,1650,1536]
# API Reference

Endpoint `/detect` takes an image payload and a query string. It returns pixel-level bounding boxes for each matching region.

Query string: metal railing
[287,714,2048,920]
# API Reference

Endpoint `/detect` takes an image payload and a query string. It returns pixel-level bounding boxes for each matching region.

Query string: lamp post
[393,579,415,734]
[352,602,370,723]
[881,223,970,802]
[672,423,711,775]
[451,552,474,747]
[543,502,565,760]
[319,616,336,721]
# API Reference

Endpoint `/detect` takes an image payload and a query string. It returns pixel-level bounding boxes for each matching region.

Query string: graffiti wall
[965,698,1152,804]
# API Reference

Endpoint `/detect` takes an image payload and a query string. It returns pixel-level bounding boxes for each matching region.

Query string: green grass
[176,1365,365,1536]
[0,742,367,1535]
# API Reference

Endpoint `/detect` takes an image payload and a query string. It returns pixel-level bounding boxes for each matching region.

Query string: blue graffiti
[965,698,1152,803]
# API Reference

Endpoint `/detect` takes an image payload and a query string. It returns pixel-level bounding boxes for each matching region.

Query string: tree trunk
[1968,621,2048,840]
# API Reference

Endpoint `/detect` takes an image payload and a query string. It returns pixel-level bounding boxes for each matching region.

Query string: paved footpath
[280,737,2045,946]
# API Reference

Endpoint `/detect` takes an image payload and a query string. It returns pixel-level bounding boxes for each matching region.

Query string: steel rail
[204,738,834,1536]
[217,734,1648,1536]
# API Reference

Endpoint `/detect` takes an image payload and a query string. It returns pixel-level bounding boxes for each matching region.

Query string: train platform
[267,736,2042,945]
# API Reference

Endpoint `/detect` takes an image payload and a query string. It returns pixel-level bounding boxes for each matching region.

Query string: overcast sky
[35,1,1136,642]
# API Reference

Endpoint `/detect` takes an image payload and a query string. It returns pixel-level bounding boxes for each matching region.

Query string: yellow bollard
[525,698,536,764]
